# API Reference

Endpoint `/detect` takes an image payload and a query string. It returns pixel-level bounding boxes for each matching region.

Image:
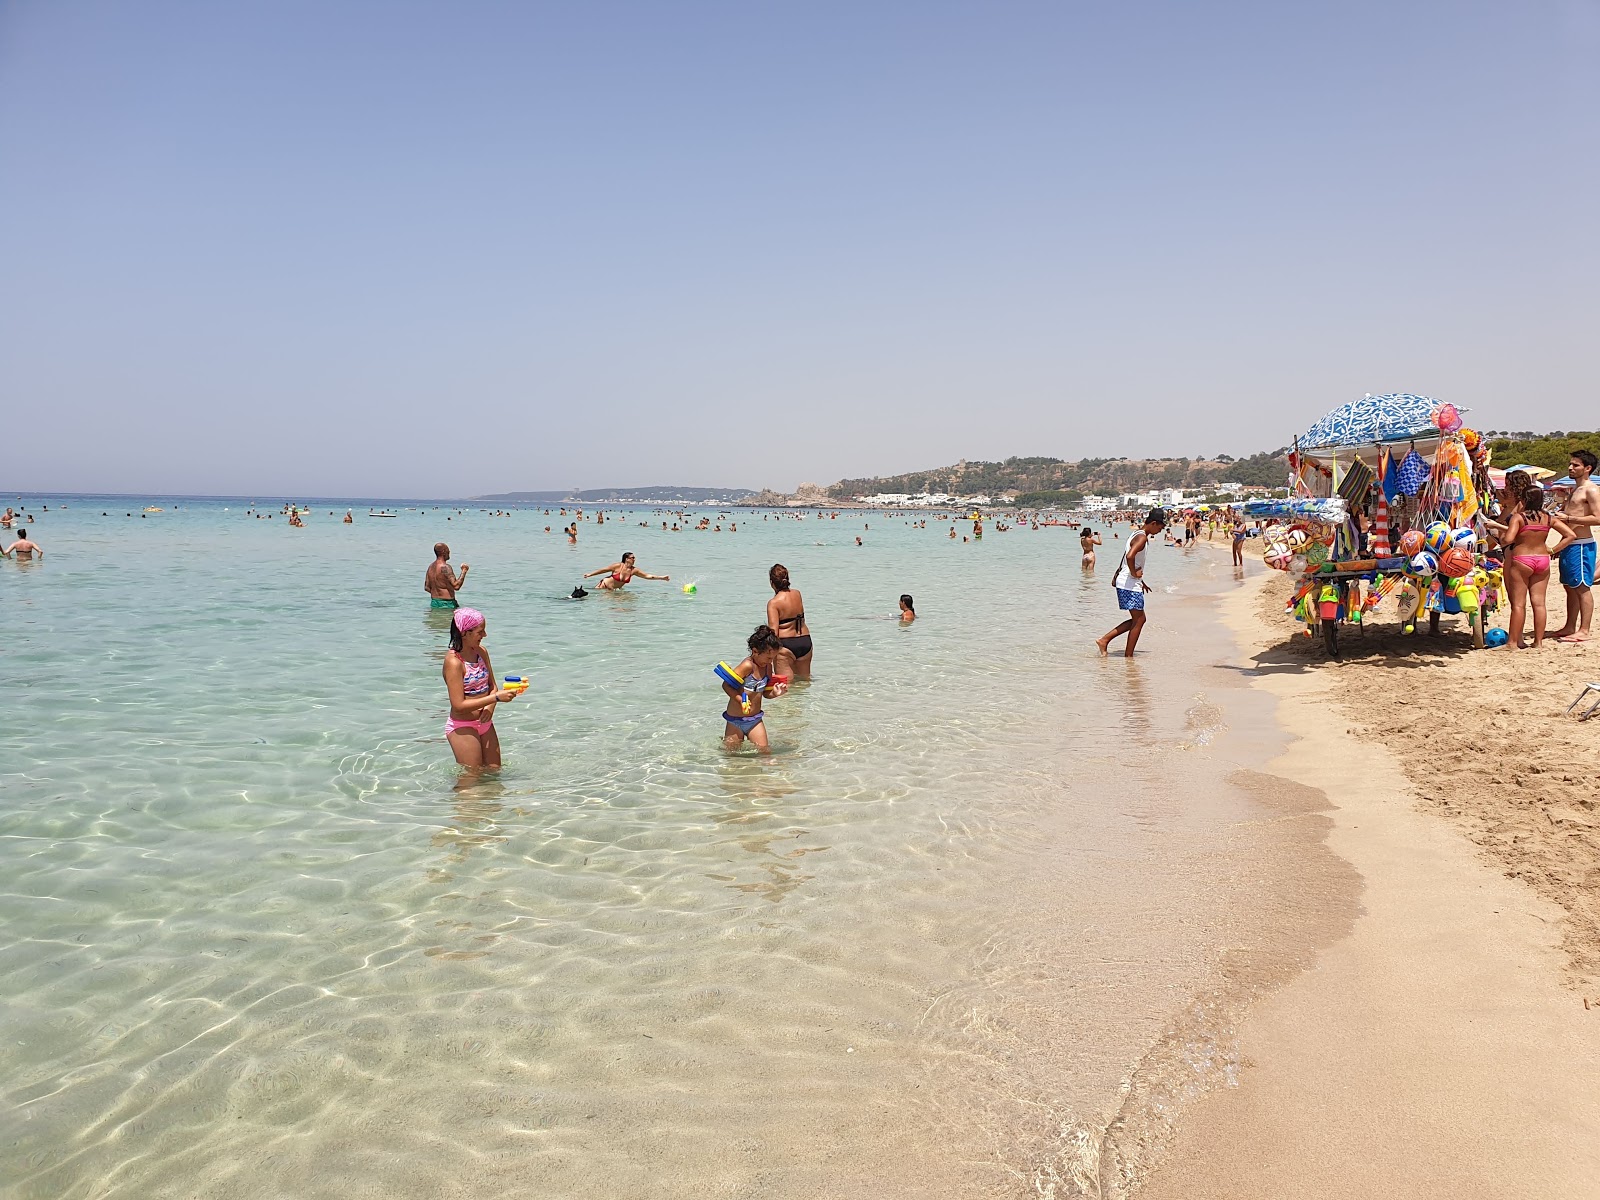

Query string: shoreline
[1140,569,1600,1197]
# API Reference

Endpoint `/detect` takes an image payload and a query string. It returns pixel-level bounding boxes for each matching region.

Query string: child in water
[721,625,783,753]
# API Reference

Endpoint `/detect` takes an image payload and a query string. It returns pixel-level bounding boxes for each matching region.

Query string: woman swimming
[899,594,915,624]
[766,563,813,680]
[721,625,783,753]
[1500,486,1574,649]
[1079,526,1102,568]
[442,608,521,769]
[583,552,669,590]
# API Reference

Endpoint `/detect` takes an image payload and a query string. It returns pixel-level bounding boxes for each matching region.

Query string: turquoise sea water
[2,499,1286,1198]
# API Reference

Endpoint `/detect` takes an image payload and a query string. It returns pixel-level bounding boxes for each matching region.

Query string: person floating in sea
[1080,526,1101,569]
[583,552,670,590]
[425,542,469,609]
[720,625,783,753]
[6,528,42,559]
[442,607,520,771]
[1097,509,1165,658]
[343,510,354,524]
[1554,448,1598,643]
[899,594,915,624]
[767,564,813,681]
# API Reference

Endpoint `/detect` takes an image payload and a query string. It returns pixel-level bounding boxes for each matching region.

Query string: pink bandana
[452,607,484,632]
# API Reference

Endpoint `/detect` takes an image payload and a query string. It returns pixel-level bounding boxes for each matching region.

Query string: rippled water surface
[2,500,1286,1198]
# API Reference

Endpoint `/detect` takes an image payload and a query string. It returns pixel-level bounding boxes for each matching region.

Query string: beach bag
[1395,449,1429,497]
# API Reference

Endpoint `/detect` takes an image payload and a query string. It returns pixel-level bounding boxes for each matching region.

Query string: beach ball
[1407,551,1439,578]
[682,583,697,594]
[1264,543,1293,571]
[1447,527,1477,552]
[1437,546,1474,578]
[1424,522,1452,554]
[1289,554,1308,576]
[1398,529,1426,557]
[1303,539,1329,567]
[1286,527,1309,548]
[1484,627,1509,648]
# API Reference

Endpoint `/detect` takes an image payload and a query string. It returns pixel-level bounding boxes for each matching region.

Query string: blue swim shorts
[1559,540,1596,588]
[1116,587,1145,612]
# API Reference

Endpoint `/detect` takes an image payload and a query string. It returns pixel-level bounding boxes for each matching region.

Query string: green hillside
[828,449,1289,500]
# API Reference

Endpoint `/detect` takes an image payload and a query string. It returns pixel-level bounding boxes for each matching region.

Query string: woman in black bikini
[766,563,813,681]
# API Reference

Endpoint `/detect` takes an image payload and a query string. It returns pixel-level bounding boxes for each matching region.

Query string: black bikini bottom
[779,635,813,660]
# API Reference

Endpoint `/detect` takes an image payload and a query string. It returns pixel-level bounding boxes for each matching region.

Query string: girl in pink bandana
[442,608,520,770]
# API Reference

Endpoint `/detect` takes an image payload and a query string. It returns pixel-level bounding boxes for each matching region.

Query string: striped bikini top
[460,654,491,696]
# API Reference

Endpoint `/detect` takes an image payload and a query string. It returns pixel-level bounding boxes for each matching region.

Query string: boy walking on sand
[1097,510,1166,658]
[1555,449,1598,643]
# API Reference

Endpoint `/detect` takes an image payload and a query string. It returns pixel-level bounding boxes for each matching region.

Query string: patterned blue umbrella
[1298,393,1454,450]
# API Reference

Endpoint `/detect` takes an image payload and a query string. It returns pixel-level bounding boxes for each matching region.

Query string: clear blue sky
[2,1,1595,496]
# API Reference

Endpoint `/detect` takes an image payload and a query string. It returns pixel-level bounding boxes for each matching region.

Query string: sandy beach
[1143,564,1600,1198]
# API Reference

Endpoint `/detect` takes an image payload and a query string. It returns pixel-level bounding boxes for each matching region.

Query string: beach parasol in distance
[1298,393,1456,450]
[1503,463,1556,480]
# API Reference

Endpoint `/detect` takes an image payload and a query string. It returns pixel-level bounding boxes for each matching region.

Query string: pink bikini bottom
[445,715,493,736]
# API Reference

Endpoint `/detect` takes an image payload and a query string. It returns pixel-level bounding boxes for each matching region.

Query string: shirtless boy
[1555,449,1598,642]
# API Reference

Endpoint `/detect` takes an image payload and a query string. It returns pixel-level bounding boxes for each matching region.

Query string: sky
[2,1,1596,497]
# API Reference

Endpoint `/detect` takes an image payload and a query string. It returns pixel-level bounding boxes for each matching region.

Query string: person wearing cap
[1097,509,1166,658]
[442,608,519,769]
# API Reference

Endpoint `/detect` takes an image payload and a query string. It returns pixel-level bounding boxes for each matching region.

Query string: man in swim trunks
[1554,449,1598,643]
[425,542,469,608]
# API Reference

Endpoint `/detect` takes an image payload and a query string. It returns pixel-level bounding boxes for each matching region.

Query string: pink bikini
[1513,520,1551,573]
[445,653,494,736]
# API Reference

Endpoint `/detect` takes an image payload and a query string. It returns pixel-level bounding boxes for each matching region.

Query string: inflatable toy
[1447,527,1477,551]
[1264,542,1293,571]
[682,583,697,594]
[1424,522,1452,555]
[1398,529,1425,557]
[1407,550,1439,578]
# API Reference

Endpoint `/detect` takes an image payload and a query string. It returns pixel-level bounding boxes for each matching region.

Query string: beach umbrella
[1488,468,1507,489]
[1552,476,1577,488]
[1298,392,1453,450]
[1504,463,1556,480]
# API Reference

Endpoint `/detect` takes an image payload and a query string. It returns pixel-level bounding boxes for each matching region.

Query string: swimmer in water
[721,625,783,753]
[766,564,813,681]
[1080,526,1101,569]
[425,542,468,609]
[442,608,520,771]
[899,594,915,624]
[583,552,669,590]
[7,528,42,559]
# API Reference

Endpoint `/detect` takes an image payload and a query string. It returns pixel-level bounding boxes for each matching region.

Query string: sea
[1,496,1334,1199]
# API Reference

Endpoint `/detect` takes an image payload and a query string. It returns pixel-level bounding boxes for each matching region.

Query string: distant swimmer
[7,528,42,559]
[343,510,354,524]
[1,508,14,529]
[425,542,469,609]
[442,608,520,771]
[767,564,813,681]
[899,594,915,624]
[1080,526,1102,569]
[1097,510,1165,658]
[583,552,669,590]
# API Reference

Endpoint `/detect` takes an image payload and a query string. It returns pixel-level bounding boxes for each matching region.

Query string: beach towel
[1396,449,1429,497]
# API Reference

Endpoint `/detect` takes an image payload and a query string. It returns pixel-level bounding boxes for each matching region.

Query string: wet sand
[1141,568,1600,1198]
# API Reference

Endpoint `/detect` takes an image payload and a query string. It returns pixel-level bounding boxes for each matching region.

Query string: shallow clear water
[2,500,1293,1197]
